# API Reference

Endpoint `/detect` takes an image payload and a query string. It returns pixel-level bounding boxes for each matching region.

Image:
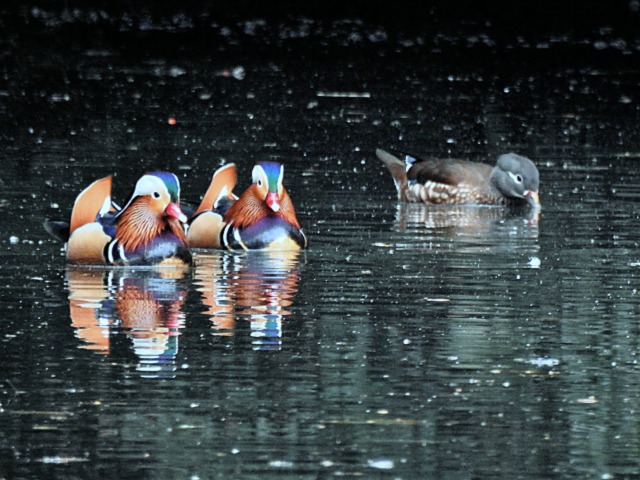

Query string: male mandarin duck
[377,148,540,207]
[44,172,193,266]
[187,162,307,250]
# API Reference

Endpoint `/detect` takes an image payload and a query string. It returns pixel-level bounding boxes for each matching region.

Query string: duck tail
[194,163,238,216]
[376,148,409,200]
[43,219,71,242]
[69,176,113,236]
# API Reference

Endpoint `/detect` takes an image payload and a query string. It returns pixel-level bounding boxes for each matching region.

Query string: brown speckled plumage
[377,148,540,207]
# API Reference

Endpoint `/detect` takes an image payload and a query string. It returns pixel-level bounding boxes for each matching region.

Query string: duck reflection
[194,250,303,350]
[66,267,190,376]
[394,203,540,232]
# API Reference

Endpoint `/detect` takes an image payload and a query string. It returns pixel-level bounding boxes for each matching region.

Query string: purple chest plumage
[222,216,307,250]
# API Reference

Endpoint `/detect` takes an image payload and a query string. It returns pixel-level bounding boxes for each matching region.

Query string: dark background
[3,1,640,37]
[2,0,640,78]
[2,2,640,480]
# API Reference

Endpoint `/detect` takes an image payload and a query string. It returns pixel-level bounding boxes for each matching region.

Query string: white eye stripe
[170,172,180,197]
[251,164,284,190]
[508,172,524,184]
[255,168,270,189]
[252,165,267,186]
[117,175,170,218]
[134,175,170,198]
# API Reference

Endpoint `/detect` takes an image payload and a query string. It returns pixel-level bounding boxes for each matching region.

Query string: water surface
[2,7,640,479]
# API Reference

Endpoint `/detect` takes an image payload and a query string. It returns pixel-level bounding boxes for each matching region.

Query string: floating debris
[40,456,88,464]
[577,396,598,404]
[169,66,186,77]
[526,357,560,367]
[316,91,371,98]
[367,458,394,470]
[215,66,245,80]
[372,242,393,247]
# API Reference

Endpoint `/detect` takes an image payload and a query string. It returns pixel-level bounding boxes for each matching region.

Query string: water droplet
[367,458,394,470]
[528,256,541,268]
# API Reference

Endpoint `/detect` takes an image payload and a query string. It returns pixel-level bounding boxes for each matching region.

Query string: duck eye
[257,179,263,187]
[152,191,161,199]
[516,175,523,183]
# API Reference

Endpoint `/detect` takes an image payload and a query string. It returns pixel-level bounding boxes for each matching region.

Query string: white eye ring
[257,179,263,187]
[152,191,161,199]
[508,172,524,184]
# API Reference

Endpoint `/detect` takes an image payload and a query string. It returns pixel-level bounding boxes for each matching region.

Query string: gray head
[490,153,540,206]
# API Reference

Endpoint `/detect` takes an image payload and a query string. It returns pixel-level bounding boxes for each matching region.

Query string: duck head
[116,172,188,252]
[252,162,284,212]
[120,172,188,223]
[491,153,540,207]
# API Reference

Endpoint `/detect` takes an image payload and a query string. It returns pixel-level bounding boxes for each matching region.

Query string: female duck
[188,162,307,250]
[44,172,192,266]
[377,148,540,207]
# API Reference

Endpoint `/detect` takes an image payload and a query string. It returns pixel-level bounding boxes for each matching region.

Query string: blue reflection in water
[194,250,304,351]
[66,267,190,377]
[65,251,304,367]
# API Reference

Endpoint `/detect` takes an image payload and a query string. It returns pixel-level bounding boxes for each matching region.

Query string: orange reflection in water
[194,250,304,350]
[66,266,190,374]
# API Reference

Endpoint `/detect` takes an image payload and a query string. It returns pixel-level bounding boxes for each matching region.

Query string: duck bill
[266,192,281,212]
[165,202,188,223]
[524,190,540,208]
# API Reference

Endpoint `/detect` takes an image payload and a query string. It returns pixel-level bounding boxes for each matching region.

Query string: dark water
[2,5,640,479]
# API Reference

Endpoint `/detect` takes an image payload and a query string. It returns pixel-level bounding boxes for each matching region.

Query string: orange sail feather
[69,176,112,235]
[194,163,238,216]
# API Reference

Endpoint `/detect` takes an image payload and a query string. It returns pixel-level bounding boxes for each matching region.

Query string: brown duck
[377,148,540,207]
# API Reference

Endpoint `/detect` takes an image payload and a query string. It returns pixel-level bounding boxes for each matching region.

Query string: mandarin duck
[187,162,307,250]
[377,148,540,207]
[44,172,193,266]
